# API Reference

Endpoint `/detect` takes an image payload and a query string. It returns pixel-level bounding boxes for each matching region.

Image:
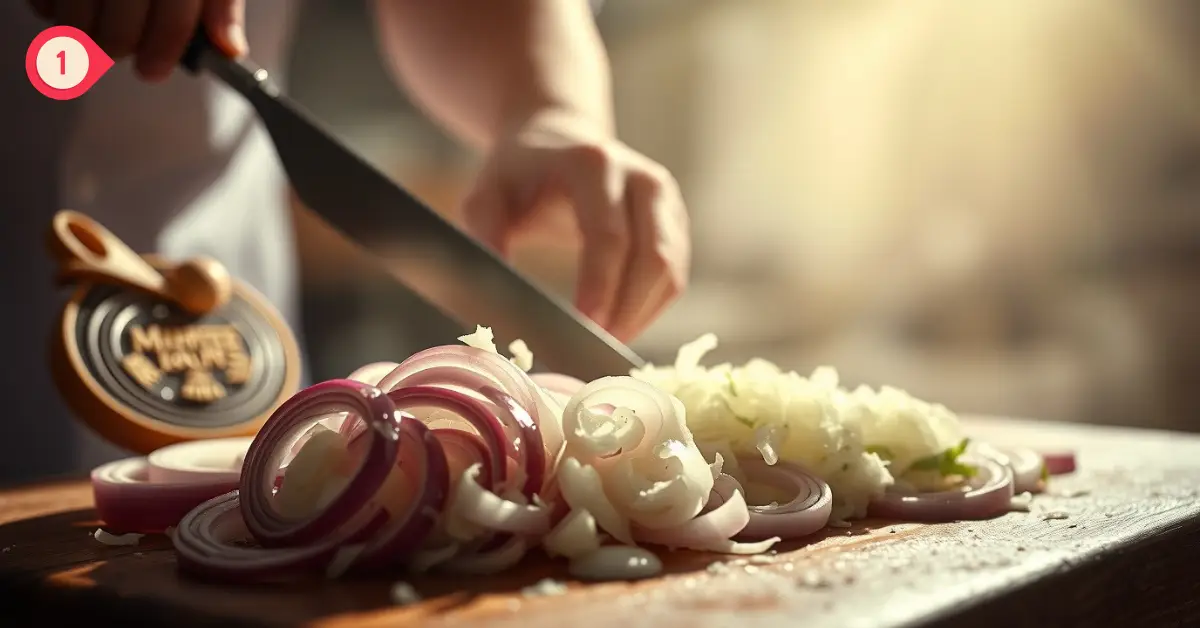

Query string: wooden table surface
[2,416,1199,628]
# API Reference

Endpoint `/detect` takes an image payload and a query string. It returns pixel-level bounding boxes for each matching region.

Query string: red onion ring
[869,451,1015,521]
[173,491,343,582]
[997,447,1045,494]
[530,373,587,398]
[433,429,495,490]
[735,458,832,539]
[633,474,747,548]
[378,345,564,461]
[92,457,241,534]
[239,380,409,547]
[343,416,449,571]
[386,386,511,492]
[347,361,401,387]
[1042,451,1076,475]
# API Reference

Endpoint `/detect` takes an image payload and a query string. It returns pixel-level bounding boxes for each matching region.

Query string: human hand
[460,110,690,342]
[27,0,247,82]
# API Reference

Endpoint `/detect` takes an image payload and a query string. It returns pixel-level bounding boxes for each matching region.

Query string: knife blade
[180,33,644,381]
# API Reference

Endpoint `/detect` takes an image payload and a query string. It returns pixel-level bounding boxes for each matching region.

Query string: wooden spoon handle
[48,210,233,315]
[48,210,170,299]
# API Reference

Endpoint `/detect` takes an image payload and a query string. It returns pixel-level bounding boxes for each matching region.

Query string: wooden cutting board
[2,416,1198,628]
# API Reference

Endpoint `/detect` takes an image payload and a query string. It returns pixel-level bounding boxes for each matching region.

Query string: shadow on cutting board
[0,505,904,626]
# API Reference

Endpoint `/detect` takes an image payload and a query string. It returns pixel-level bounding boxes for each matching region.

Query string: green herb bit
[909,438,977,478]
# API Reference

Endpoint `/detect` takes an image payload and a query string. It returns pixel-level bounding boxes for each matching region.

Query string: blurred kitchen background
[288,0,1200,432]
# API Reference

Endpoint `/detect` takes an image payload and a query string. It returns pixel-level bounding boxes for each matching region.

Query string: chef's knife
[180,33,643,381]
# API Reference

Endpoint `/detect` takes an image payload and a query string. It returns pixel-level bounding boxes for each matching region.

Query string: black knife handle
[181,28,213,74]
[179,29,281,100]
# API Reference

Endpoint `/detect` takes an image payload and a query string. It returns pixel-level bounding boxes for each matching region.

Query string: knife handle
[180,28,213,74]
[180,28,281,101]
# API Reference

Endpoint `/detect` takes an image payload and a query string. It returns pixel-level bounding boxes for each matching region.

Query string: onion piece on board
[735,458,832,539]
[869,450,1015,521]
[93,438,251,534]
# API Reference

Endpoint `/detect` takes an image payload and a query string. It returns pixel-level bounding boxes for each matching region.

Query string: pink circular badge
[26,25,115,101]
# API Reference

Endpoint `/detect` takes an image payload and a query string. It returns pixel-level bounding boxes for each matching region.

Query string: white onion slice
[146,437,251,484]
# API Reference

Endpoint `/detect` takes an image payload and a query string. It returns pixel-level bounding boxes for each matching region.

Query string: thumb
[460,176,514,257]
[202,0,248,57]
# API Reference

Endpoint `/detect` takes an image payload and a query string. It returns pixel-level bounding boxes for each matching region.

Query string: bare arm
[369,0,615,150]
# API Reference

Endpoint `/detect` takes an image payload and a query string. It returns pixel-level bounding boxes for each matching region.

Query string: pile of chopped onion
[632,334,1073,523]
[88,327,1076,582]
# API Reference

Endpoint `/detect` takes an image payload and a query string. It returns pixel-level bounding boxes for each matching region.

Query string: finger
[134,0,202,82]
[607,171,688,340]
[95,0,151,59]
[54,0,100,31]
[460,169,514,257]
[201,0,248,58]
[564,146,629,329]
[29,0,54,21]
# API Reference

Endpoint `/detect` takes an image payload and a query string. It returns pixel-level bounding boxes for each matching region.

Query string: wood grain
[2,416,1199,628]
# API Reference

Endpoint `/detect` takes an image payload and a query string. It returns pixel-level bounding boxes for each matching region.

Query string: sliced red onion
[378,345,565,464]
[347,361,401,386]
[345,416,450,571]
[869,450,1015,521]
[92,457,240,534]
[447,464,551,536]
[386,386,510,491]
[146,437,250,484]
[433,429,494,490]
[479,385,546,498]
[239,379,407,547]
[1041,451,1076,475]
[530,373,587,398]
[561,376,682,461]
[735,458,832,539]
[173,491,343,582]
[997,447,1045,494]
[633,474,750,549]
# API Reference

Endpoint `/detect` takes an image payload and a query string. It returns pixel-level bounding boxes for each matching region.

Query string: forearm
[370,0,614,150]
